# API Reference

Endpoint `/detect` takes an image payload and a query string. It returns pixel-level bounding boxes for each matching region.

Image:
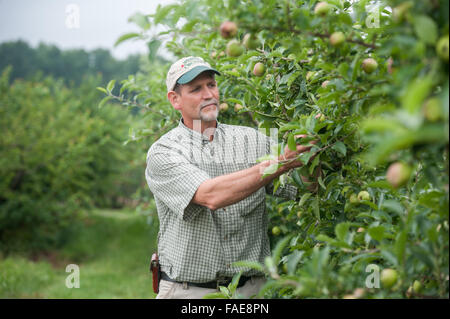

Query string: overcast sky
[0,0,175,60]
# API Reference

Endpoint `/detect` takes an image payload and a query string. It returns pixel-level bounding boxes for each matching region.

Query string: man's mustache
[200,99,219,109]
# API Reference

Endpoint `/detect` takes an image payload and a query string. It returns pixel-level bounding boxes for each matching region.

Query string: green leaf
[106,80,116,93]
[279,123,302,133]
[335,222,351,242]
[313,195,320,220]
[286,250,304,275]
[288,132,296,151]
[401,76,433,114]
[96,87,107,94]
[202,292,228,299]
[299,192,311,207]
[368,225,386,242]
[114,32,140,47]
[98,96,112,108]
[228,271,242,293]
[219,286,230,297]
[332,141,346,156]
[273,235,292,264]
[232,261,265,273]
[413,15,438,45]
[395,229,407,265]
[148,39,162,61]
[317,175,326,190]
[262,163,280,178]
[128,12,150,30]
[298,150,315,165]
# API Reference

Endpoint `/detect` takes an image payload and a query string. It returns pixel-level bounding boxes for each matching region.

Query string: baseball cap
[166,56,221,92]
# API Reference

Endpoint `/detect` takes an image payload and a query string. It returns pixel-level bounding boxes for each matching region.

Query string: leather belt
[160,272,252,290]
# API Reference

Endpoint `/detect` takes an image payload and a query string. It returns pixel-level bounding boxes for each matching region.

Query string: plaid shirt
[145,118,298,283]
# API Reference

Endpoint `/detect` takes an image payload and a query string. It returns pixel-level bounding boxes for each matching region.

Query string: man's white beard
[199,99,219,122]
[200,106,219,122]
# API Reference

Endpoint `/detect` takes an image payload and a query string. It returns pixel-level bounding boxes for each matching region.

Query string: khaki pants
[156,276,266,299]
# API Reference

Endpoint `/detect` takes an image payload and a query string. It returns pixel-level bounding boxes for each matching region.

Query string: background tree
[99,0,449,298]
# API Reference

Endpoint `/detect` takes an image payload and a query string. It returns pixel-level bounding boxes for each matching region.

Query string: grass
[0,209,159,299]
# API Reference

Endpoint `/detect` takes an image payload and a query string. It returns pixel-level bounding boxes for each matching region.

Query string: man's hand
[280,134,318,170]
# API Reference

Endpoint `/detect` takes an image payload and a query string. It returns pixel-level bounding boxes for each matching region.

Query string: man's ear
[167,91,182,111]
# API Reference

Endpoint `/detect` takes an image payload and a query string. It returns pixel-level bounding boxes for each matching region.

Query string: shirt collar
[178,117,221,144]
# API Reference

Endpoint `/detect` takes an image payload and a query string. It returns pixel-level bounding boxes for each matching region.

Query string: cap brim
[177,65,221,85]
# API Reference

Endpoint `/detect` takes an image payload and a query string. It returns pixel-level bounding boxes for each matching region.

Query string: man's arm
[192,137,313,211]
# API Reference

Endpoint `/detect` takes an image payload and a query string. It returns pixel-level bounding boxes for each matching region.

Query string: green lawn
[0,209,158,298]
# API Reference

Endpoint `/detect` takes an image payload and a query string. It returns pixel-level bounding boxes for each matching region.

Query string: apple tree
[99,0,449,298]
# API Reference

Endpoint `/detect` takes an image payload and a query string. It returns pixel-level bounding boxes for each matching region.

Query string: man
[145,56,313,299]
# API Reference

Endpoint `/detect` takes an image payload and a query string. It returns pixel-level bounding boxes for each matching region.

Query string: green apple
[314,2,331,16]
[220,21,238,39]
[357,190,370,201]
[219,103,229,112]
[349,193,359,204]
[234,103,244,112]
[253,62,266,77]
[226,40,244,57]
[362,58,378,74]
[412,280,422,294]
[381,268,398,289]
[436,35,449,62]
[386,162,412,188]
[272,226,281,236]
[422,97,443,122]
[330,31,345,47]
[243,33,260,50]
[306,71,316,81]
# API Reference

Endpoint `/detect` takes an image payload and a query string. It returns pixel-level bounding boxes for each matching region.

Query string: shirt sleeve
[145,144,211,221]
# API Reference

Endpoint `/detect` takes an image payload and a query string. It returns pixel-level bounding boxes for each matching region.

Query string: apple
[381,268,398,289]
[306,71,315,81]
[386,162,412,188]
[321,80,330,88]
[349,193,359,204]
[226,40,244,57]
[412,280,422,294]
[357,190,370,201]
[272,226,281,236]
[422,97,443,122]
[234,103,244,112]
[243,33,260,50]
[330,31,345,47]
[219,21,237,39]
[253,62,266,77]
[436,35,449,62]
[314,2,331,16]
[315,113,325,122]
[362,58,378,74]
[219,103,229,112]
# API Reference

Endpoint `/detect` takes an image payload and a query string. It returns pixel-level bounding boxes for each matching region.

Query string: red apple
[219,21,238,39]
